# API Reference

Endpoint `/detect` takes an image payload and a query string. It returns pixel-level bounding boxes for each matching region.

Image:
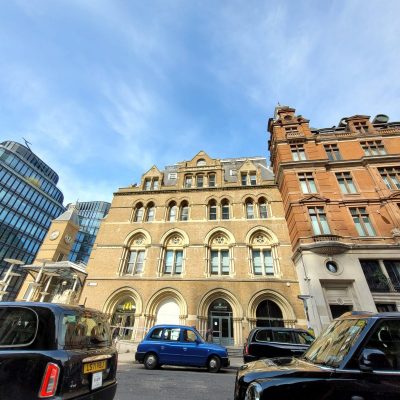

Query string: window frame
[308,206,331,235]
[163,249,183,275]
[298,172,317,194]
[336,172,357,194]
[379,167,400,190]
[290,144,306,161]
[210,249,230,275]
[350,207,376,237]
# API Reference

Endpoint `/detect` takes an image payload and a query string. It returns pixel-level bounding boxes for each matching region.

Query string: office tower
[0,141,64,300]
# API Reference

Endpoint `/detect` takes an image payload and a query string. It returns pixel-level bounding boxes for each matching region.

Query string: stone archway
[197,289,243,346]
[247,290,297,331]
[144,288,188,335]
[103,287,143,341]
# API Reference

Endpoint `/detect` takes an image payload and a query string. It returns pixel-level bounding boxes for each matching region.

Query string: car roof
[336,311,400,320]
[250,327,309,332]
[150,324,195,329]
[0,301,103,315]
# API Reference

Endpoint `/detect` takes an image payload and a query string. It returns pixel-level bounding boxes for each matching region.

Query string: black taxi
[235,311,400,400]
[0,302,117,399]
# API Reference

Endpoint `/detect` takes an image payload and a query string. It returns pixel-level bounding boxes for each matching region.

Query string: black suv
[243,327,314,363]
[235,312,400,400]
[0,302,117,399]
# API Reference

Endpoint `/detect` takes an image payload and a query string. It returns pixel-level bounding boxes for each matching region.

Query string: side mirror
[195,338,202,345]
[359,348,392,372]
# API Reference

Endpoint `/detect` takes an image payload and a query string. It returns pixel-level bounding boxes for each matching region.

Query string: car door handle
[183,348,187,351]
[351,397,364,400]
[161,346,165,350]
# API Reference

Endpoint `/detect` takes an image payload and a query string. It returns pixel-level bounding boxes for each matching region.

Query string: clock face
[49,230,60,240]
[64,234,73,244]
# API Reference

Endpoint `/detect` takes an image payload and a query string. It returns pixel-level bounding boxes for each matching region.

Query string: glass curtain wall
[0,141,65,300]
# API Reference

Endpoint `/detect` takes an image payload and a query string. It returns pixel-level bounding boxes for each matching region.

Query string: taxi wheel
[144,353,159,370]
[207,356,221,373]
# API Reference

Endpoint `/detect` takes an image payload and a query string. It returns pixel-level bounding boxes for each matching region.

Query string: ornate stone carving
[213,234,227,245]
[133,234,146,246]
[169,235,183,246]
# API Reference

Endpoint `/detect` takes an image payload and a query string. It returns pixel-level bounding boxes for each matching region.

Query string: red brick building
[268,106,400,334]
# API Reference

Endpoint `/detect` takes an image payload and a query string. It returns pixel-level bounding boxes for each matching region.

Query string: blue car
[135,325,230,372]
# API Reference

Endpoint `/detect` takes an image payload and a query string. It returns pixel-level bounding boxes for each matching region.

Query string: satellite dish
[372,114,389,124]
[338,118,347,127]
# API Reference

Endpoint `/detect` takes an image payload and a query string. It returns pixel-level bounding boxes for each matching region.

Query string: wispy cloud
[1,0,399,205]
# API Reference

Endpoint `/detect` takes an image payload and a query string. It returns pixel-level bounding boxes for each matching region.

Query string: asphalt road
[115,359,238,400]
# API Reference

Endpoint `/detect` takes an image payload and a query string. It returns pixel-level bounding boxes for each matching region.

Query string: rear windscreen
[0,307,38,347]
[60,311,112,349]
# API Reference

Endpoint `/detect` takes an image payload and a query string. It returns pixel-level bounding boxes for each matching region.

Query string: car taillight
[244,344,249,355]
[39,362,60,398]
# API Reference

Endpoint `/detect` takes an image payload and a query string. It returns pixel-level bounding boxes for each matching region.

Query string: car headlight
[245,382,262,400]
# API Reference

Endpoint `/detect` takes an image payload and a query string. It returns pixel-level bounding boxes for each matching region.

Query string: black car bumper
[54,381,117,400]
[135,351,145,363]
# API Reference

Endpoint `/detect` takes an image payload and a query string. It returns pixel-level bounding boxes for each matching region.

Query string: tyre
[207,355,221,373]
[144,353,158,370]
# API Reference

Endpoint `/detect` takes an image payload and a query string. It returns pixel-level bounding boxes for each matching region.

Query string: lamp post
[298,294,313,333]
[0,258,25,301]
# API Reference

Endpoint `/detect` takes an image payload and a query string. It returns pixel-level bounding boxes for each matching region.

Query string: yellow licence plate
[83,360,106,374]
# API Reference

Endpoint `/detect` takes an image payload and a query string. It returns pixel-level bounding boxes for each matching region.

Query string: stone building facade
[268,106,400,334]
[81,151,305,346]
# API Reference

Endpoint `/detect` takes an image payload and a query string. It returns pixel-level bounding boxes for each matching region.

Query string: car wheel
[207,356,221,373]
[144,353,158,370]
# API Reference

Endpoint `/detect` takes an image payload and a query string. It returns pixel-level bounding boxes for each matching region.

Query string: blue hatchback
[135,325,230,372]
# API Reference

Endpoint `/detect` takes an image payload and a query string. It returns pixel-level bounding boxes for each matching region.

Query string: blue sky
[1,0,399,205]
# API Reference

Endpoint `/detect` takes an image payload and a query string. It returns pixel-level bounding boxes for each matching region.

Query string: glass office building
[0,141,65,300]
[68,201,110,265]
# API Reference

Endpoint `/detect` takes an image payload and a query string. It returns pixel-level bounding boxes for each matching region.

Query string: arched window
[162,234,184,275]
[180,201,189,221]
[245,199,254,219]
[250,232,274,276]
[111,298,136,340]
[221,199,230,220]
[209,233,231,275]
[145,202,155,222]
[197,158,206,166]
[168,202,177,222]
[122,234,146,275]
[256,300,284,327]
[258,198,268,219]
[133,203,144,222]
[209,200,217,220]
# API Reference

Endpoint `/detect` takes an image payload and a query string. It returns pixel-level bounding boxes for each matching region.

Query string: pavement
[117,350,244,369]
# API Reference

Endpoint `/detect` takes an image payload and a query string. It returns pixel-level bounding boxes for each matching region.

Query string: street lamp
[0,258,25,301]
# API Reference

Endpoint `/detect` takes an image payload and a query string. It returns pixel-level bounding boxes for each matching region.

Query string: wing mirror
[359,348,392,372]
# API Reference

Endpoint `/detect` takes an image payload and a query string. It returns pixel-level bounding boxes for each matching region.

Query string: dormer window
[241,172,257,186]
[353,121,369,133]
[143,177,159,190]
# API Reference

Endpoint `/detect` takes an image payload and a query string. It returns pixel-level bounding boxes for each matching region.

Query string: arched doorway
[256,300,284,327]
[111,298,136,340]
[155,298,180,325]
[208,298,233,346]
